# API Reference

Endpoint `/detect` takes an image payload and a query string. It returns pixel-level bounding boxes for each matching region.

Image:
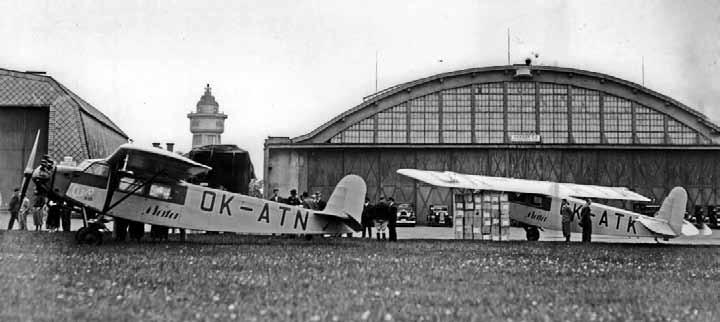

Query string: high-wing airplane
[19,136,366,244]
[397,169,713,241]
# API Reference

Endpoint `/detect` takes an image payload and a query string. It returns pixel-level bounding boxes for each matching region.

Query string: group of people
[361,197,398,241]
[6,188,71,232]
[268,189,327,210]
[560,198,594,243]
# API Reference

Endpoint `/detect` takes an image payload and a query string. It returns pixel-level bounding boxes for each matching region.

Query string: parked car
[427,205,452,227]
[396,203,416,226]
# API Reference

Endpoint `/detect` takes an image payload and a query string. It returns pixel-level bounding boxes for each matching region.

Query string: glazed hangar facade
[264,64,720,224]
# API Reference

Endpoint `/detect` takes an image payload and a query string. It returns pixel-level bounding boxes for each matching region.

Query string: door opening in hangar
[0,106,49,203]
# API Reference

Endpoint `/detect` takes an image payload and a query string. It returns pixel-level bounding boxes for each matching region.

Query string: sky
[2,0,719,179]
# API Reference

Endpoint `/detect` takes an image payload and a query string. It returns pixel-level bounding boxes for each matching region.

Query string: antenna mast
[375,50,379,93]
[507,28,511,65]
[641,56,645,86]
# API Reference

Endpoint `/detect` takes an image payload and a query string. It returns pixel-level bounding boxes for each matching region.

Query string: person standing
[387,197,398,242]
[18,195,30,230]
[6,188,20,230]
[286,189,301,206]
[301,192,315,209]
[560,199,573,242]
[31,191,46,231]
[579,199,593,243]
[60,202,71,232]
[46,200,61,232]
[361,198,372,238]
[268,189,283,203]
[316,192,326,211]
[374,197,389,240]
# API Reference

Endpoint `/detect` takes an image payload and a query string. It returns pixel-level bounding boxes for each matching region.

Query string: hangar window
[442,87,472,143]
[475,83,504,143]
[667,118,697,144]
[507,82,536,137]
[603,95,633,144]
[539,83,569,143]
[635,105,665,144]
[571,88,601,144]
[377,104,408,143]
[331,117,375,143]
[409,94,440,143]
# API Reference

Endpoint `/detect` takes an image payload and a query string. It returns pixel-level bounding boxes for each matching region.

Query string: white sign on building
[509,133,541,143]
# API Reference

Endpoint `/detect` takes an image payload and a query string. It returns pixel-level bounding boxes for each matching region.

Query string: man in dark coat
[361,198,372,238]
[285,189,301,206]
[579,199,593,243]
[315,192,326,211]
[7,188,20,230]
[387,197,398,241]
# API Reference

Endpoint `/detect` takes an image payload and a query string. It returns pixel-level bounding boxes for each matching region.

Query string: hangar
[264,64,720,225]
[0,68,128,206]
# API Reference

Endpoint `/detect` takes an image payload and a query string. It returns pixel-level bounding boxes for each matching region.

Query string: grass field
[0,231,719,321]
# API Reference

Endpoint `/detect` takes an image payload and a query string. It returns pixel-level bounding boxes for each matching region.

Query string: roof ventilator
[513,58,533,78]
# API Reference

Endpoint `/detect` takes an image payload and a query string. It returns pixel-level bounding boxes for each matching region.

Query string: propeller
[18,130,41,206]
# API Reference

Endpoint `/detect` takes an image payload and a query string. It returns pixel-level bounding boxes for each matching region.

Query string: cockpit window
[84,162,109,178]
[149,183,172,200]
[118,176,143,193]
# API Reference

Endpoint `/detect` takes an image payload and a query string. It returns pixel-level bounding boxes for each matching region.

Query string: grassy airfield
[0,231,719,321]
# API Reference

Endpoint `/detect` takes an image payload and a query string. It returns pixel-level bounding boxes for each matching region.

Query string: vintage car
[427,204,452,227]
[396,203,416,226]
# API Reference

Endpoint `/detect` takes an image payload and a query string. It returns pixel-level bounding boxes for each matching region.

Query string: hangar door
[0,106,49,207]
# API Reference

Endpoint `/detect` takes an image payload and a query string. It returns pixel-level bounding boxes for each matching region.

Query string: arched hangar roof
[290,65,720,146]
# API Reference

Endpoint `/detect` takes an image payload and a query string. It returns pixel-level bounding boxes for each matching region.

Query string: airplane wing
[105,144,211,181]
[396,169,650,202]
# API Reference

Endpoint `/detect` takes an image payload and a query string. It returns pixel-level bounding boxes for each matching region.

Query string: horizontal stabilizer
[698,223,713,236]
[680,221,701,236]
[635,216,679,237]
[314,212,363,231]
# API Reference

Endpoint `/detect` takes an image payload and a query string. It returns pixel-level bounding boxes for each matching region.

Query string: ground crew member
[374,197,389,240]
[561,199,573,242]
[579,199,593,243]
[361,198,372,238]
[387,197,398,241]
[6,188,20,230]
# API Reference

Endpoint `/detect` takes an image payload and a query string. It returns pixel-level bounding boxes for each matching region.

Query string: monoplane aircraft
[18,135,366,244]
[398,169,712,241]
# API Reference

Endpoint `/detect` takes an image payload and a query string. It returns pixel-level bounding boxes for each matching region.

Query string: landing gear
[75,216,110,245]
[524,226,540,241]
[76,226,103,245]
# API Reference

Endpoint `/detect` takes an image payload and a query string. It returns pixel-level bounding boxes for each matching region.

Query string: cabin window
[149,183,172,200]
[118,177,143,193]
[85,163,109,178]
[509,192,552,211]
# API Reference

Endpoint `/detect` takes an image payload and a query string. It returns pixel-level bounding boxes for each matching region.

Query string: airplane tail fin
[655,186,687,235]
[322,174,367,231]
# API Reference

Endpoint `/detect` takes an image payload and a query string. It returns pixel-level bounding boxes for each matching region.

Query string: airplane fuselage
[510,196,655,237]
[61,171,351,234]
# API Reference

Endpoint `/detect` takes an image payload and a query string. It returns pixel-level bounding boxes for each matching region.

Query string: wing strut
[103,170,166,214]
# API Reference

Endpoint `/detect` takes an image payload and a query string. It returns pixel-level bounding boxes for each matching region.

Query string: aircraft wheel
[525,226,540,241]
[78,227,103,245]
[75,227,88,243]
